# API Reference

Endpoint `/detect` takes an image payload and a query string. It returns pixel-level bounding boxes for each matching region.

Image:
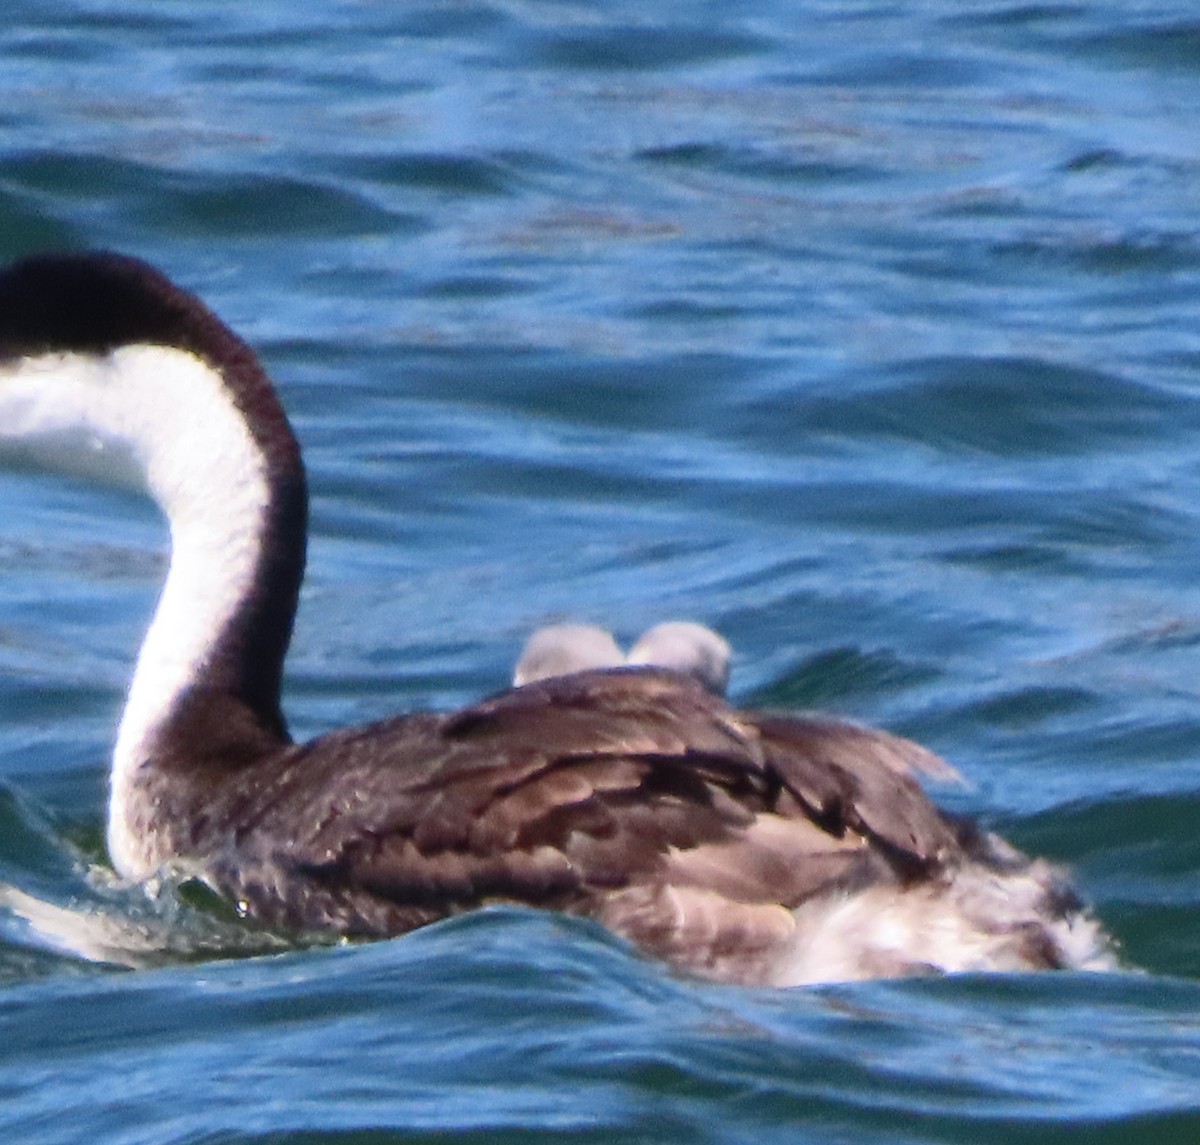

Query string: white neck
[0,344,272,877]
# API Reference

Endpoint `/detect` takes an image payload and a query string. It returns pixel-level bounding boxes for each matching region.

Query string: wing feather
[216,669,965,960]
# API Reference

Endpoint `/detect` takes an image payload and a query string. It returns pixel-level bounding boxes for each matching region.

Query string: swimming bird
[0,251,1114,985]
[514,621,731,694]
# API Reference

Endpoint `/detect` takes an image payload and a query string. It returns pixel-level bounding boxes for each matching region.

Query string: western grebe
[514,621,731,695]
[627,622,732,695]
[0,251,1114,984]
[513,624,624,685]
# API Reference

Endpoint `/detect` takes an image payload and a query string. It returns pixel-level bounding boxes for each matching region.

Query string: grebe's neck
[0,256,306,877]
[105,345,304,877]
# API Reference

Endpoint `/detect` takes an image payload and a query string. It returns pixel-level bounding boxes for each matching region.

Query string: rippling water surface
[2,3,1199,1142]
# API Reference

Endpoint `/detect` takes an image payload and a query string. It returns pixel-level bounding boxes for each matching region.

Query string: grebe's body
[0,253,1114,985]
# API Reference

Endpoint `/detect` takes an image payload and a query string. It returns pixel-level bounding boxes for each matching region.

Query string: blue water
[2,1,1200,1141]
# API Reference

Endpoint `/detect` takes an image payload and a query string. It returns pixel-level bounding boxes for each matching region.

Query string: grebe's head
[0,251,299,507]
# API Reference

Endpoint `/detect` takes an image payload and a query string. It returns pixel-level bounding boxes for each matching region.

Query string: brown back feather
[211,668,963,950]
